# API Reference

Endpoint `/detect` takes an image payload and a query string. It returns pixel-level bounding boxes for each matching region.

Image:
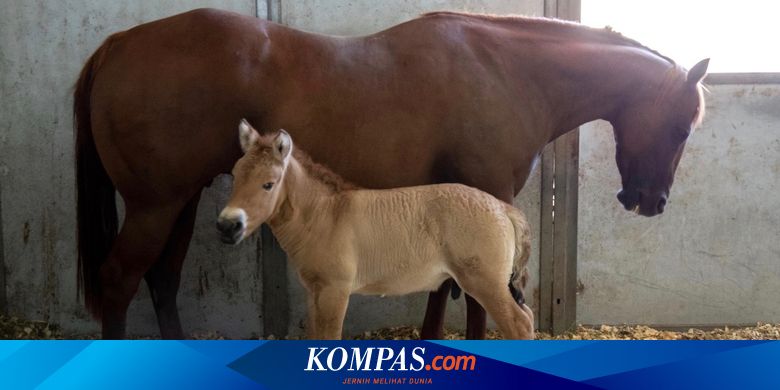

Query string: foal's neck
[267,158,336,257]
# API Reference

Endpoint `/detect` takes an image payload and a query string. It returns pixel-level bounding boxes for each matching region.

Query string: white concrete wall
[280,0,541,35]
[577,84,780,326]
[276,0,545,336]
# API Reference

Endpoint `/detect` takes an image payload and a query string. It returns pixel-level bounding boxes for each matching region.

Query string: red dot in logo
[425,364,431,370]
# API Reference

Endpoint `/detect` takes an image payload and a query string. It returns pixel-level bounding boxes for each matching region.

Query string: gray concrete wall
[0,0,544,338]
[577,84,780,326]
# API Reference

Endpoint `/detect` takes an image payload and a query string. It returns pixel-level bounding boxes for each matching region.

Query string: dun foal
[218,120,534,339]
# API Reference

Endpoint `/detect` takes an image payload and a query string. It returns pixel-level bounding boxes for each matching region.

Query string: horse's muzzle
[617,188,668,217]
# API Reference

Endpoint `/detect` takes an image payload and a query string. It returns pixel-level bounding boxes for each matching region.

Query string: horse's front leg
[101,204,182,339]
[306,283,351,340]
[144,191,202,339]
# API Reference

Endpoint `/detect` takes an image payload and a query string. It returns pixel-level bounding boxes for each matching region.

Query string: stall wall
[577,84,780,326]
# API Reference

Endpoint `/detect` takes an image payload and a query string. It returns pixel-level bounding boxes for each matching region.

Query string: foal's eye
[262,182,274,191]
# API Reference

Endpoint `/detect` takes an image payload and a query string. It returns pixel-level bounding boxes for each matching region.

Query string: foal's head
[217,120,293,244]
[610,58,709,216]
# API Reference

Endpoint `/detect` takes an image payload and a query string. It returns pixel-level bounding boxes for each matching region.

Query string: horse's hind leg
[465,295,487,339]
[420,279,452,339]
[100,203,182,339]
[144,191,201,339]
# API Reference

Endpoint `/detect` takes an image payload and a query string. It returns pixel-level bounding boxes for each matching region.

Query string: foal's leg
[144,191,202,339]
[480,291,534,340]
[463,188,518,339]
[458,275,534,340]
[421,281,488,340]
[306,284,351,340]
[425,165,513,339]
[100,203,182,339]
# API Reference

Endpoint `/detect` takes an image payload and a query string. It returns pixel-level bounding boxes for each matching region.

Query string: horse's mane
[421,11,675,65]
[292,148,359,193]
[423,11,712,122]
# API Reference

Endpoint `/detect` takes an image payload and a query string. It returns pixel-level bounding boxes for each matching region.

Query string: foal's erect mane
[292,149,358,193]
[422,11,675,65]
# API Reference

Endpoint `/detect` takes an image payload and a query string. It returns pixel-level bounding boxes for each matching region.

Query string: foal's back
[339,184,520,295]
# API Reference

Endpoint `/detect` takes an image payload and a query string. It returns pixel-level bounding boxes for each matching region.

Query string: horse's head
[610,58,709,217]
[217,120,293,244]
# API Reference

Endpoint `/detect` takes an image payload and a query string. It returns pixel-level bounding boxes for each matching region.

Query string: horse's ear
[273,129,293,162]
[239,119,259,153]
[687,58,710,84]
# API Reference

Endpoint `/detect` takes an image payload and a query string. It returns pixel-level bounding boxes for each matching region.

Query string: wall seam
[267,0,282,23]
[0,180,7,315]
[259,0,288,338]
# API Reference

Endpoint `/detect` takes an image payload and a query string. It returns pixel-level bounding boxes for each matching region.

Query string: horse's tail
[74,34,122,319]
[505,205,531,306]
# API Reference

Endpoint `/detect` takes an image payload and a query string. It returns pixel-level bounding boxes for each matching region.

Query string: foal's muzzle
[217,207,248,244]
[217,218,244,244]
[216,217,245,244]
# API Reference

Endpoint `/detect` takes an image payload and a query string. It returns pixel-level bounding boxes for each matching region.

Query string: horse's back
[87,9,536,203]
[88,9,269,202]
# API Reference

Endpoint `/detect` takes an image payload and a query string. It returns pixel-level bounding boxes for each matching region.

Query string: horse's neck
[527,41,675,142]
[267,159,333,256]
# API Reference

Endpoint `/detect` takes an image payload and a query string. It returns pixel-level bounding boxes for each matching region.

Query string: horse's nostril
[657,196,667,213]
[616,190,626,203]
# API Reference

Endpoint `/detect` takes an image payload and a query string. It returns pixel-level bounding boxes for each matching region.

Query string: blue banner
[0,340,777,389]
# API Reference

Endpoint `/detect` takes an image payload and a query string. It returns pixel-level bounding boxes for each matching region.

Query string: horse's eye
[262,182,274,191]
[676,127,692,142]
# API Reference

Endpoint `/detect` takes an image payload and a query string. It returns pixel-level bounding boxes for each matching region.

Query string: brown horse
[74,9,708,339]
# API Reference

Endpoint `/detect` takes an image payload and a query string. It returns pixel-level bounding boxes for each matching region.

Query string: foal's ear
[272,129,293,162]
[239,119,259,153]
[687,58,710,84]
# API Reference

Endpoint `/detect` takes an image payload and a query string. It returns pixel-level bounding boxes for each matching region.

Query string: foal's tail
[506,206,532,305]
[74,34,122,319]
